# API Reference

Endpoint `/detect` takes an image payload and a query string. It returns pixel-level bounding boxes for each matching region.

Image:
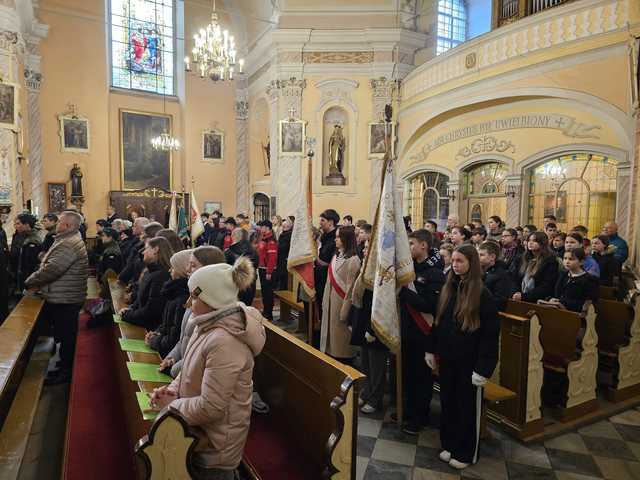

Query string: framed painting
[59,115,90,153]
[202,130,223,163]
[544,190,567,223]
[120,110,172,191]
[203,201,222,214]
[0,82,18,130]
[369,122,395,156]
[47,183,67,213]
[279,120,305,156]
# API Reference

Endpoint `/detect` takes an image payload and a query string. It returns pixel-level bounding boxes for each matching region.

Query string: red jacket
[223,233,232,250]
[257,232,278,275]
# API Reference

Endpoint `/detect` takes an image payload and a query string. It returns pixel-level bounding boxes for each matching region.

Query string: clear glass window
[437,0,467,55]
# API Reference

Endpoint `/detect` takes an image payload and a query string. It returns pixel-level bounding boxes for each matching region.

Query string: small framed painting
[47,183,67,213]
[369,122,395,157]
[0,82,18,130]
[203,130,224,163]
[279,120,305,156]
[203,201,222,214]
[59,115,90,153]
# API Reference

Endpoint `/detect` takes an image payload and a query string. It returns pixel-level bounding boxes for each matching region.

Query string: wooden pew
[487,311,544,440]
[274,275,313,342]
[596,290,640,401]
[504,300,598,421]
[0,297,47,478]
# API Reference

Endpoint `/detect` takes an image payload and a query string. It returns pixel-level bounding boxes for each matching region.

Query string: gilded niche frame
[119,109,173,191]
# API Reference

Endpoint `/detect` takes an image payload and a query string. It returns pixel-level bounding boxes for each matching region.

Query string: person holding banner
[425,244,500,470]
[320,225,361,362]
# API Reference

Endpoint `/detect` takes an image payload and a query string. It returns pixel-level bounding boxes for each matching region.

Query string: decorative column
[369,77,395,220]
[266,77,306,214]
[446,180,460,222]
[616,163,632,241]
[235,77,250,215]
[25,66,44,215]
[504,175,524,228]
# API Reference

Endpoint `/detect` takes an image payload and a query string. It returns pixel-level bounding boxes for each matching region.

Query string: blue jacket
[608,233,628,264]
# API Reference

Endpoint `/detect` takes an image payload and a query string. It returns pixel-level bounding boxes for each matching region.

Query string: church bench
[486,311,544,440]
[596,290,640,402]
[0,297,47,479]
[504,300,598,421]
[274,274,313,342]
[598,285,618,301]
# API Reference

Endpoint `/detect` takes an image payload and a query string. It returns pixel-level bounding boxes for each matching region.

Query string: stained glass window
[437,0,467,55]
[110,0,175,95]
[407,171,450,230]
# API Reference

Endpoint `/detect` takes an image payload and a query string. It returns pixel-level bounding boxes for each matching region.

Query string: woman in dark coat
[276,216,294,290]
[224,228,259,305]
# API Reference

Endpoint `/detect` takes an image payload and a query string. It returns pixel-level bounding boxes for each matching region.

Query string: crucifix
[288,107,296,121]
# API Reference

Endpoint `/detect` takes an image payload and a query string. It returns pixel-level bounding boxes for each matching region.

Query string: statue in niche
[326,124,346,185]
[70,163,83,197]
[261,137,271,175]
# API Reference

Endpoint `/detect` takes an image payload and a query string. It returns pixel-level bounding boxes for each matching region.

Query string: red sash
[327,259,346,299]
[407,305,434,335]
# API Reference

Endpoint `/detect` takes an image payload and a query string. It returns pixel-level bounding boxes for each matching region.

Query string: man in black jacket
[315,209,339,318]
[398,229,445,435]
[13,214,42,292]
[41,213,58,254]
[478,241,516,311]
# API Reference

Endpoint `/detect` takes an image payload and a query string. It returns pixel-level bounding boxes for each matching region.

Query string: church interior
[1,0,640,479]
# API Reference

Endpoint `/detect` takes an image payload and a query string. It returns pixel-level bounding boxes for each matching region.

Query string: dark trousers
[258,269,274,320]
[361,345,387,409]
[42,301,82,371]
[402,340,433,426]
[438,358,483,464]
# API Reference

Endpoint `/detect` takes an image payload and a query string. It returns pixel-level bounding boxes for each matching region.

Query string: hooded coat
[169,303,266,470]
[148,277,189,358]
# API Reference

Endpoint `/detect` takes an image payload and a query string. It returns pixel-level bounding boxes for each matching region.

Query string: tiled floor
[355,400,640,480]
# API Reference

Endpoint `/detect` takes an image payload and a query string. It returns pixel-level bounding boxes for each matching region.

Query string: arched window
[253,193,270,223]
[109,0,175,95]
[527,153,617,233]
[463,162,508,224]
[407,171,450,230]
[437,0,467,55]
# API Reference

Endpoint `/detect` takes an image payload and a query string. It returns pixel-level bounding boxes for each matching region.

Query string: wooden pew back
[596,299,632,353]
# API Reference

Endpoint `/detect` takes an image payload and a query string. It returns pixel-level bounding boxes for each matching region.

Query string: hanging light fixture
[151,90,180,151]
[184,0,245,82]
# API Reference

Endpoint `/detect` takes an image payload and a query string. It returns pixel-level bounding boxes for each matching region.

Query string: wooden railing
[494,0,575,27]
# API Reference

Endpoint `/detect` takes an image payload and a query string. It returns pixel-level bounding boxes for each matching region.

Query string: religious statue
[328,125,345,175]
[70,163,83,197]
[262,137,271,175]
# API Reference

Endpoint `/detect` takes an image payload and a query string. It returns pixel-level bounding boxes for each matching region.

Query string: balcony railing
[494,0,574,27]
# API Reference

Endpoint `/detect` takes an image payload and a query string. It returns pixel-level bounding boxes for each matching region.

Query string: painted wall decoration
[0,82,17,130]
[369,123,395,156]
[279,120,305,155]
[120,110,172,191]
[47,183,67,213]
[202,130,223,162]
[59,115,90,153]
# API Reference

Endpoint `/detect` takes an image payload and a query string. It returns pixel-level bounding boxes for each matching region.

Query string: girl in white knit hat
[150,256,266,479]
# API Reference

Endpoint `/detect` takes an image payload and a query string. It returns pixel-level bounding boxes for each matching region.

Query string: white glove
[424,353,436,370]
[471,372,487,387]
[364,332,376,343]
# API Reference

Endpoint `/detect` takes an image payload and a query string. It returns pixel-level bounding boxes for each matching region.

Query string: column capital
[24,68,42,90]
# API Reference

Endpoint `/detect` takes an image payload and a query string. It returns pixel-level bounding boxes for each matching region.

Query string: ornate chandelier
[184,0,244,82]
[151,132,180,151]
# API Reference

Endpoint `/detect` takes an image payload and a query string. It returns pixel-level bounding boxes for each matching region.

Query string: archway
[252,193,270,222]
[461,161,508,224]
[406,170,450,229]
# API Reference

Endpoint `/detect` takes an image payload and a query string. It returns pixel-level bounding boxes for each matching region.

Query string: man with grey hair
[25,210,88,385]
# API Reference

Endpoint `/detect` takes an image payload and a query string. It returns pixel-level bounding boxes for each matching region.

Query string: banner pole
[307,148,316,345]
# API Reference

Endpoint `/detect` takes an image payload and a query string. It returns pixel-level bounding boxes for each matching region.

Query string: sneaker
[360,404,377,414]
[358,397,365,407]
[401,423,422,435]
[438,450,451,463]
[449,459,470,470]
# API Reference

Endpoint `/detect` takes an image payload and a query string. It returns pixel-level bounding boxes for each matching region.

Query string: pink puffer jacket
[169,303,266,470]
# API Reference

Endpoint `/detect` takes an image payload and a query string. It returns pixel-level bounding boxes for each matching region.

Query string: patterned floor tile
[461,456,508,480]
[544,433,589,455]
[363,459,412,480]
[479,436,505,460]
[371,439,417,466]
[553,471,602,480]
[413,445,456,474]
[502,439,551,469]
[359,417,383,438]
[358,435,377,458]
[592,456,640,480]
[418,428,441,449]
[626,441,640,461]
[506,461,558,480]
[609,410,640,427]
[356,456,370,480]
[378,421,420,445]
[413,467,460,479]
[580,435,637,461]
[577,421,623,440]
[546,449,603,478]
[612,423,640,442]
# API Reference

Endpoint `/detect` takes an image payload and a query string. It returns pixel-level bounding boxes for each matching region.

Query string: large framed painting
[369,122,395,157]
[279,120,305,156]
[202,130,223,163]
[203,201,222,214]
[47,183,67,213]
[120,110,172,190]
[59,115,90,153]
[0,82,18,130]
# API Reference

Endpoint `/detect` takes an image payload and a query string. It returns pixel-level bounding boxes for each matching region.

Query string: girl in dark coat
[224,228,259,305]
[147,250,191,357]
[512,231,559,303]
[425,245,500,470]
[545,248,598,313]
[276,217,294,290]
[591,235,620,287]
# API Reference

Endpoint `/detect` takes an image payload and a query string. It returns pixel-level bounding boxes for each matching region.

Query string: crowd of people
[2,203,630,475]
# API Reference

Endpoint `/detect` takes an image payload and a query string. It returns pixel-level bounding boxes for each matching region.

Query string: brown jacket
[169,303,266,470]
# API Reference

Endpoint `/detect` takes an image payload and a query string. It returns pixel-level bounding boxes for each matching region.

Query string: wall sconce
[447,188,457,201]
[505,184,518,198]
